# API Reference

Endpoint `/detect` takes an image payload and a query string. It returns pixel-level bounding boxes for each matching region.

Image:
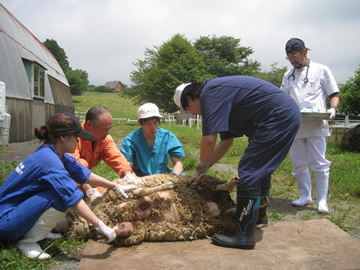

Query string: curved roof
[0,4,69,102]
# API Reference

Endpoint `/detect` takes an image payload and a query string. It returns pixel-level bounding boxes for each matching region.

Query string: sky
[1,0,360,86]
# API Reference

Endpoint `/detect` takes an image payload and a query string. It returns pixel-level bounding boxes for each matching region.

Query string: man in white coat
[280,38,340,214]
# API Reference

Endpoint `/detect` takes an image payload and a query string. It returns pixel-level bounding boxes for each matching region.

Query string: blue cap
[285,38,310,53]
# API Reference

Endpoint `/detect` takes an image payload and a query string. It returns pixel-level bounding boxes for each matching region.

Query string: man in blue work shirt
[121,103,185,177]
[174,76,301,250]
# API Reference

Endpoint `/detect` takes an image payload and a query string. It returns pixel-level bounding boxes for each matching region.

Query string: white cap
[173,82,193,120]
[137,103,163,120]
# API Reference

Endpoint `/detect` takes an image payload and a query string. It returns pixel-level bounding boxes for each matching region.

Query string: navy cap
[53,112,94,140]
[285,38,310,53]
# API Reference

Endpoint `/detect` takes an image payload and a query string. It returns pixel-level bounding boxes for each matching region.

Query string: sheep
[62,174,241,246]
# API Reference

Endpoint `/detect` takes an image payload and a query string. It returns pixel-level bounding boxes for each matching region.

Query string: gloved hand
[327,107,336,120]
[86,188,103,203]
[95,220,116,243]
[124,173,144,185]
[113,184,138,199]
[193,160,210,176]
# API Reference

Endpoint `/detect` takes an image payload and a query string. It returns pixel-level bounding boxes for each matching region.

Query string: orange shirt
[69,123,133,177]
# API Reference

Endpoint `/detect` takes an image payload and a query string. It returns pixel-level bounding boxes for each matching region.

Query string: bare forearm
[87,173,117,189]
[171,157,183,175]
[330,95,340,108]
[71,199,100,227]
[209,138,234,167]
[200,134,217,163]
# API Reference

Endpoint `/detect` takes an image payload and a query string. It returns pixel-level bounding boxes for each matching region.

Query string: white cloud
[2,0,359,85]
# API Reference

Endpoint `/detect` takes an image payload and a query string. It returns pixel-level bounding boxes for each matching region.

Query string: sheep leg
[215,176,240,191]
[132,182,175,196]
[260,195,270,208]
[215,177,269,207]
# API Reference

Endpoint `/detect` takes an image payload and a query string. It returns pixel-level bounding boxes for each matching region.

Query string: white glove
[113,184,138,199]
[86,188,102,203]
[124,173,144,185]
[327,107,336,120]
[96,220,116,243]
[193,160,210,176]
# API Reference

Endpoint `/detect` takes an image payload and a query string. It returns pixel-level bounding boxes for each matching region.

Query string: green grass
[0,236,85,270]
[72,92,139,119]
[1,92,360,267]
[0,160,17,185]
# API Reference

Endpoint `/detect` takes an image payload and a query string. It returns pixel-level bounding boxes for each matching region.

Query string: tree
[43,39,90,96]
[43,39,70,73]
[86,84,97,92]
[193,35,261,77]
[256,62,288,87]
[94,85,112,93]
[125,34,208,112]
[66,69,89,96]
[338,65,360,116]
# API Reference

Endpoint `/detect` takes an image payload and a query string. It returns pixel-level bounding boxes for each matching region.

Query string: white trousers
[290,137,330,178]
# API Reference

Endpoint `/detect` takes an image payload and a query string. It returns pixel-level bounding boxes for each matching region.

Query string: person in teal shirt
[121,103,185,177]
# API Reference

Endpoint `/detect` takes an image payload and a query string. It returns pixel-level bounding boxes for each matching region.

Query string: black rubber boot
[212,188,261,249]
[257,181,270,225]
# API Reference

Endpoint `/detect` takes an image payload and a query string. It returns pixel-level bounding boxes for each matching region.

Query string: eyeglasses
[286,52,300,60]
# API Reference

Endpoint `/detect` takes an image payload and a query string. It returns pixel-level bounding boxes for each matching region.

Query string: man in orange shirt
[70,106,139,202]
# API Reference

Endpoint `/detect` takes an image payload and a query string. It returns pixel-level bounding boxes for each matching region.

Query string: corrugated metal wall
[5,98,32,142]
[48,76,74,113]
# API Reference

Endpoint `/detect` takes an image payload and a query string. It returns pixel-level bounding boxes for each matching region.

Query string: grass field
[1,92,359,269]
[72,92,139,120]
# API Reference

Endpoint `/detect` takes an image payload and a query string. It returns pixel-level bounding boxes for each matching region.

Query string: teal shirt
[120,127,185,176]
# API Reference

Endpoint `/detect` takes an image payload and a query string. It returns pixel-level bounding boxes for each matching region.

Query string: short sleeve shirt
[280,61,340,138]
[200,76,294,139]
[121,127,185,176]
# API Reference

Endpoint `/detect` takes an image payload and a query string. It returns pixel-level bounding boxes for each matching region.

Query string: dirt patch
[0,139,42,163]
[78,219,360,270]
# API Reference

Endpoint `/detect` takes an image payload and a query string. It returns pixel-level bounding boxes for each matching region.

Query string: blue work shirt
[200,76,301,189]
[201,76,298,138]
[0,142,90,242]
[121,127,185,176]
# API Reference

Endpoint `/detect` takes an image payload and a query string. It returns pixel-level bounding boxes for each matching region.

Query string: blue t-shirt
[121,127,185,176]
[200,76,298,139]
[0,143,90,219]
